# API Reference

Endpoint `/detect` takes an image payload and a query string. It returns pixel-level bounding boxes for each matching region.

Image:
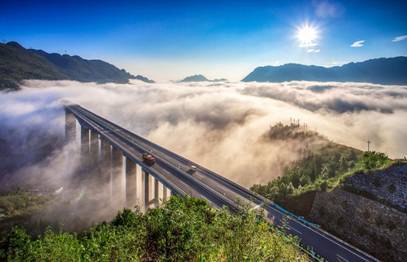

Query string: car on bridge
[187,165,197,174]
[142,152,156,166]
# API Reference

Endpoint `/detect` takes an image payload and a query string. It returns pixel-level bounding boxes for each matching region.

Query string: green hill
[251,122,382,201]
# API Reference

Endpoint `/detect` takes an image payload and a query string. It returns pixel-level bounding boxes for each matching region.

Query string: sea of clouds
[1,79,406,189]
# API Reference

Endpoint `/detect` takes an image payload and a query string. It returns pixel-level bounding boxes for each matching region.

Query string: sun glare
[296,23,319,48]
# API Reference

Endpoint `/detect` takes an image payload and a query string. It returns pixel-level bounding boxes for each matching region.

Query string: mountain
[242,57,407,85]
[0,41,154,89]
[179,74,227,83]
[179,74,208,82]
[0,42,67,89]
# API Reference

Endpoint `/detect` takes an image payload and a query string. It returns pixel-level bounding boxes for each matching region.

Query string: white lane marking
[336,254,349,262]
[289,227,303,235]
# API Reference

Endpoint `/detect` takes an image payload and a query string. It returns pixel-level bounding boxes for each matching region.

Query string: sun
[295,23,319,48]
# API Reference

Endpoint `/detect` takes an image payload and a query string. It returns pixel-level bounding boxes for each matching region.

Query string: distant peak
[6,41,24,49]
[178,74,227,83]
[179,74,208,82]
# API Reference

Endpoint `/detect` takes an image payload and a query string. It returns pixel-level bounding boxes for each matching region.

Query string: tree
[361,151,389,170]
[287,183,295,195]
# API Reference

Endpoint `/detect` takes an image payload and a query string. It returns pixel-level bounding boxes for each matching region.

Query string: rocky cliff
[309,188,407,261]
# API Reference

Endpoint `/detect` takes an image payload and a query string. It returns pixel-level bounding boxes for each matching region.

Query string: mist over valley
[1,79,406,189]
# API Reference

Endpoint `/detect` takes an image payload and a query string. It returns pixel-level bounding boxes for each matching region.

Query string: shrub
[1,197,307,261]
[360,151,389,170]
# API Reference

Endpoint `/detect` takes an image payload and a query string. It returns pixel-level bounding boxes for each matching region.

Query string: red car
[142,152,156,166]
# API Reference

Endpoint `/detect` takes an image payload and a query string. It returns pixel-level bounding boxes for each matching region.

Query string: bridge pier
[143,170,150,211]
[79,124,91,171]
[163,187,168,202]
[80,125,90,156]
[125,158,138,209]
[100,138,112,201]
[163,186,172,202]
[65,110,76,143]
[112,147,125,208]
[154,178,159,207]
[89,131,99,165]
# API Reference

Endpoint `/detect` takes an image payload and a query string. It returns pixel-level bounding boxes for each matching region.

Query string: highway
[66,104,378,262]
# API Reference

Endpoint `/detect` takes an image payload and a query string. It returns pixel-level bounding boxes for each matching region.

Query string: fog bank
[1,80,406,189]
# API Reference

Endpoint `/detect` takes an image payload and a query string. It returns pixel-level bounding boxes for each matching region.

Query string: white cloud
[351,40,365,48]
[307,48,320,53]
[392,35,407,42]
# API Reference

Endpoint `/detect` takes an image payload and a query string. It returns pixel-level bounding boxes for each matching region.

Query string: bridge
[64,103,377,262]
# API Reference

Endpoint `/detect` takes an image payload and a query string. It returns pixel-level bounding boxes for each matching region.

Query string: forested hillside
[0,41,153,90]
[0,197,307,261]
[251,122,390,201]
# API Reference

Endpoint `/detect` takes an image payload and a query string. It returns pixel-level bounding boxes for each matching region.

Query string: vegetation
[252,150,391,201]
[0,191,51,218]
[359,151,389,170]
[0,196,307,261]
[252,123,392,201]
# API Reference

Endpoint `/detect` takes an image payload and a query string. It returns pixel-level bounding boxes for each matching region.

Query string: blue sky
[1,0,406,81]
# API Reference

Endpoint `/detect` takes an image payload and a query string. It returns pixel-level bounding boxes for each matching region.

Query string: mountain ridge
[243,57,407,85]
[0,41,154,89]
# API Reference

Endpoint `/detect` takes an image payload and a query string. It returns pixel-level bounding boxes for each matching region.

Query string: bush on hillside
[1,196,307,261]
[361,151,389,170]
